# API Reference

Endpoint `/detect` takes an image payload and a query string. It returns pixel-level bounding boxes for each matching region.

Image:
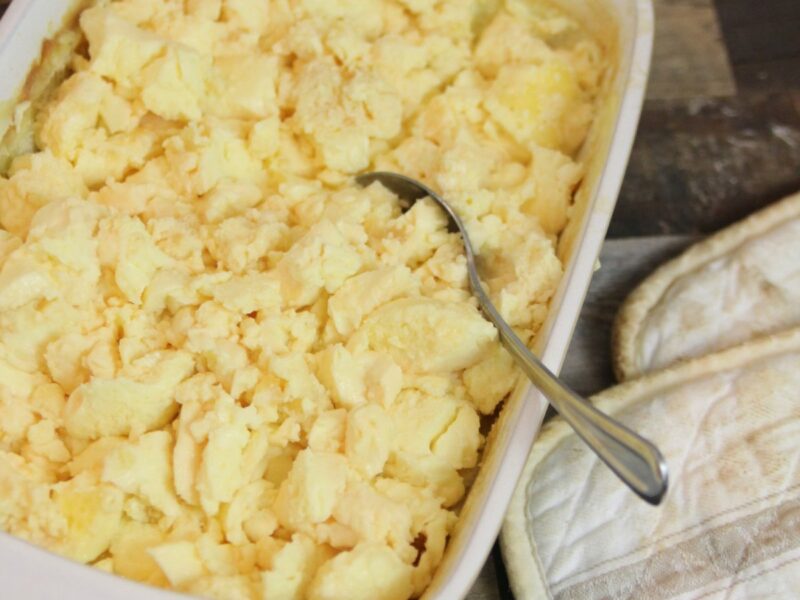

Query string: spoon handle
[354,171,668,504]
[476,290,668,504]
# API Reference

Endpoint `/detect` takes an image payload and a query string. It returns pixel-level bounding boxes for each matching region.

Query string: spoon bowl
[357,171,669,505]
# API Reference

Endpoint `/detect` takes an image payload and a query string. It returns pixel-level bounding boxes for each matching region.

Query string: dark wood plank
[613,0,800,240]
[713,0,799,25]
[467,544,514,600]
[715,1,800,64]
[732,57,800,93]
[491,543,515,600]
[715,0,800,97]
[610,92,800,237]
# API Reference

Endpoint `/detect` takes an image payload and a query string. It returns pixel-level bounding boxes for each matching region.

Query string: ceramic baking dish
[0,0,653,597]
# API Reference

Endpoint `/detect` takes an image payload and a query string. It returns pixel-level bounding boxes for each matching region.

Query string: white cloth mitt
[502,191,800,599]
[613,190,800,381]
[502,328,800,600]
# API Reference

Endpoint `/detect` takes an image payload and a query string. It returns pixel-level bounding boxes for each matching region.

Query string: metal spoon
[357,171,668,505]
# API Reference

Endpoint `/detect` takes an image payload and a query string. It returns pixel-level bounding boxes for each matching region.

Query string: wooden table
[469,0,800,597]
[1,0,798,598]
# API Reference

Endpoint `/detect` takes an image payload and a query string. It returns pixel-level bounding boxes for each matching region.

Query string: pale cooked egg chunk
[0,0,606,597]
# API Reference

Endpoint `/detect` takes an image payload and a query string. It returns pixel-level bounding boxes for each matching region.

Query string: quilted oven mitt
[613,190,800,381]
[501,192,800,600]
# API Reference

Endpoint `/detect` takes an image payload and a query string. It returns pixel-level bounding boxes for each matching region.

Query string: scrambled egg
[0,0,605,598]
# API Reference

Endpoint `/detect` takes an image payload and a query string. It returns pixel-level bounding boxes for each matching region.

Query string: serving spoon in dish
[356,171,668,505]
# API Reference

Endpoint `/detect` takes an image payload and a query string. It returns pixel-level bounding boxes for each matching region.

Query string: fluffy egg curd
[0,0,606,598]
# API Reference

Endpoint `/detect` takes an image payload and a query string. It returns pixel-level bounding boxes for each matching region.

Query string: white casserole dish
[0,0,653,597]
